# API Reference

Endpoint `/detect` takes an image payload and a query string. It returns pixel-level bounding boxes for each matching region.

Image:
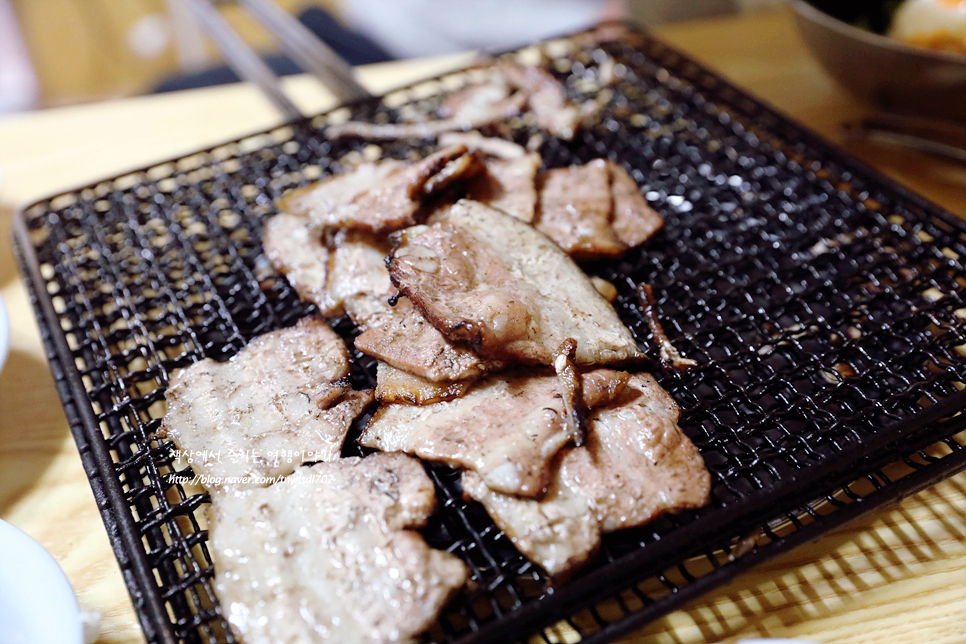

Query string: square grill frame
[12,24,966,644]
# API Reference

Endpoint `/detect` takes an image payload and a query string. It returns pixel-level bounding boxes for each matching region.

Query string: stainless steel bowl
[790,0,966,122]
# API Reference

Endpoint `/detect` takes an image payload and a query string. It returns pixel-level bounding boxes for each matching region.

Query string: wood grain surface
[0,8,964,644]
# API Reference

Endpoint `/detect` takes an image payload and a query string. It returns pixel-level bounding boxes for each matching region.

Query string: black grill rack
[13,26,966,644]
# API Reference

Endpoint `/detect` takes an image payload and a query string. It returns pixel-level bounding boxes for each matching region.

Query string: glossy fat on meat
[354,297,491,382]
[262,218,395,328]
[463,373,711,578]
[326,229,396,329]
[461,468,597,579]
[389,200,644,366]
[262,212,333,314]
[276,146,479,234]
[567,373,710,532]
[159,318,373,488]
[209,453,468,644]
[375,361,476,405]
[466,153,542,223]
[607,161,663,247]
[536,160,626,260]
[360,368,629,497]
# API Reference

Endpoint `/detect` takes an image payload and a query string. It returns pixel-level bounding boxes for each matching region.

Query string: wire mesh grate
[13,25,966,644]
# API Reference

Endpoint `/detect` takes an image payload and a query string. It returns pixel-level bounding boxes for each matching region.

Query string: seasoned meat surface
[360,368,629,497]
[607,161,663,247]
[466,153,542,222]
[262,212,333,314]
[210,453,468,644]
[326,229,396,329]
[276,146,480,233]
[536,160,626,260]
[160,318,372,488]
[389,200,644,366]
[464,373,710,577]
[375,361,476,405]
[354,297,491,382]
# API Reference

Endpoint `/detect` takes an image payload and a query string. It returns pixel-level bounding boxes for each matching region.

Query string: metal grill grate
[13,26,966,644]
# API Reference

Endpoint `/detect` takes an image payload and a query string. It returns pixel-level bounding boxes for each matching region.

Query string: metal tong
[179,0,373,119]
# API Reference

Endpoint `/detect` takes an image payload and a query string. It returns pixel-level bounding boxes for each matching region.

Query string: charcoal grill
[12,25,966,644]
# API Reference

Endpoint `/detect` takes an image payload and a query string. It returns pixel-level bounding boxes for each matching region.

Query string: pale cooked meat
[262,212,334,314]
[160,318,373,488]
[438,132,528,159]
[326,83,526,140]
[497,60,583,140]
[463,373,711,578]
[360,368,629,497]
[326,229,396,329]
[375,361,476,405]
[461,468,596,580]
[570,373,710,531]
[466,153,542,222]
[277,160,403,224]
[277,146,479,234]
[210,453,468,644]
[354,297,492,382]
[607,161,663,247]
[590,276,618,303]
[389,200,644,366]
[536,160,626,260]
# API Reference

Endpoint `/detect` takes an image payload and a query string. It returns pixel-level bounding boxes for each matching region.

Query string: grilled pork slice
[327,229,396,329]
[462,373,711,578]
[354,297,492,382]
[466,153,542,222]
[389,199,644,366]
[262,212,332,314]
[160,318,372,488]
[375,361,476,405]
[326,81,527,140]
[360,368,629,497]
[497,60,584,140]
[276,145,481,234]
[536,160,626,260]
[210,453,468,644]
[607,161,663,247]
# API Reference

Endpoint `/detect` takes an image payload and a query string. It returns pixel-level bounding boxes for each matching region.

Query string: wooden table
[1,8,964,644]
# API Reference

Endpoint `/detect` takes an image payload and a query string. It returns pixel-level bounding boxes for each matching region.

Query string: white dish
[0,519,83,644]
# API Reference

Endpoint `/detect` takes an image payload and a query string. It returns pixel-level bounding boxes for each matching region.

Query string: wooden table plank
[0,8,963,644]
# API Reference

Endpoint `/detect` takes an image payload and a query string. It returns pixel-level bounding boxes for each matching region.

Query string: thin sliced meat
[262,212,334,314]
[277,146,480,233]
[536,160,626,260]
[160,318,372,488]
[553,339,586,447]
[210,453,468,644]
[375,361,476,405]
[463,373,711,578]
[354,297,491,382]
[389,199,644,366]
[461,467,595,580]
[466,153,542,222]
[326,83,526,140]
[360,368,629,497]
[497,60,583,140]
[438,132,528,159]
[607,161,663,247]
[326,229,396,329]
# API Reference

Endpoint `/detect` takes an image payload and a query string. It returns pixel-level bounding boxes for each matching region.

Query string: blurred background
[0,0,783,113]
